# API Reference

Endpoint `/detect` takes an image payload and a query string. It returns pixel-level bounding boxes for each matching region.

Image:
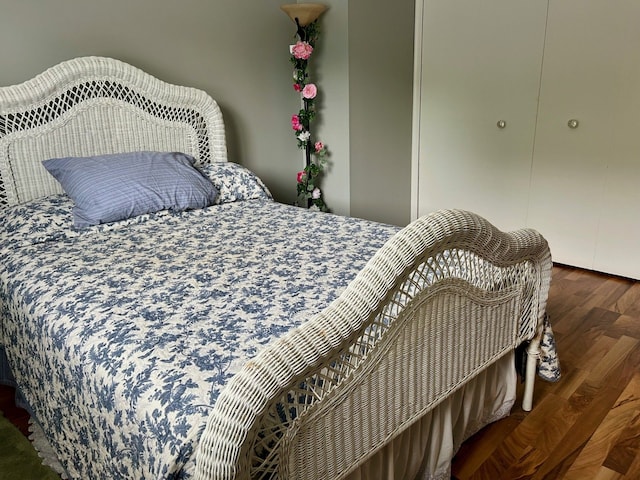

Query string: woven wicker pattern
[194,209,552,480]
[0,56,227,207]
[0,58,552,479]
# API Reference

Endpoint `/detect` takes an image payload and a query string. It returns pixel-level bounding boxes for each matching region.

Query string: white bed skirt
[344,352,516,480]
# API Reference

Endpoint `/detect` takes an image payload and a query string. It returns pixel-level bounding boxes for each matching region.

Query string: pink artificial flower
[312,187,322,199]
[292,41,313,60]
[293,83,302,92]
[302,83,317,100]
[314,141,324,153]
[291,114,303,131]
[297,171,306,183]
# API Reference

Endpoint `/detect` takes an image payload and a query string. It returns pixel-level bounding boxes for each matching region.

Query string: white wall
[0,0,414,225]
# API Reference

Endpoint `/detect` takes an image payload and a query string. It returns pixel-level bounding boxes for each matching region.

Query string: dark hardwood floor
[452,264,640,479]
[1,264,638,478]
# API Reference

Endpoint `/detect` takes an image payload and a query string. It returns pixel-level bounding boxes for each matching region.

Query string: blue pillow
[42,151,218,228]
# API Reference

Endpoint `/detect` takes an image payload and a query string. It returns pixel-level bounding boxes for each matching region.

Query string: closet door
[527,0,640,278]
[591,3,640,279]
[415,0,548,232]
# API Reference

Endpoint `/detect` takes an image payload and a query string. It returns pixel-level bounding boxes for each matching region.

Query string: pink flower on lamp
[286,15,329,212]
[291,114,303,131]
[291,41,314,60]
[302,83,317,100]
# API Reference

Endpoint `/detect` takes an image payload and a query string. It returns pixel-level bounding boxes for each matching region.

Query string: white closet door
[415,0,547,232]
[591,2,640,279]
[528,0,640,277]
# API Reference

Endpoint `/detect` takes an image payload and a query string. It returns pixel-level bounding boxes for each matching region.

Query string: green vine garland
[289,21,329,212]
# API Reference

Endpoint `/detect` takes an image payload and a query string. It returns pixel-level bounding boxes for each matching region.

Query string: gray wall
[348,0,414,226]
[0,0,414,226]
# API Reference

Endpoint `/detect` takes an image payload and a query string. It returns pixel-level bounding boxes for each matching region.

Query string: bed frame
[0,57,552,479]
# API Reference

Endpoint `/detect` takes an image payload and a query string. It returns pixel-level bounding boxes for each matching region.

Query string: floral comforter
[0,163,560,479]
[0,163,398,479]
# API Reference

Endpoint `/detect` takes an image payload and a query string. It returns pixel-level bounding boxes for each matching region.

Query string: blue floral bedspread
[0,163,399,479]
[0,163,560,479]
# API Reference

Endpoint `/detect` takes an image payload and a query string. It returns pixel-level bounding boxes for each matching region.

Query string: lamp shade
[280,3,327,26]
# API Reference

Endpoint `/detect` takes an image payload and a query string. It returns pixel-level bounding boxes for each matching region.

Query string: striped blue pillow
[43,151,218,228]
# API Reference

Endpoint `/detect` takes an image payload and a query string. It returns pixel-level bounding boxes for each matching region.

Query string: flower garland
[289,21,329,212]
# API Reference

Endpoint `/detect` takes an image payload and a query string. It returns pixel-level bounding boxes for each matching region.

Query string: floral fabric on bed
[0,180,397,478]
[0,163,560,479]
[0,162,272,248]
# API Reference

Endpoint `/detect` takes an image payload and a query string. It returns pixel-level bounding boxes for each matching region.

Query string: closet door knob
[567,119,579,129]
[497,120,506,129]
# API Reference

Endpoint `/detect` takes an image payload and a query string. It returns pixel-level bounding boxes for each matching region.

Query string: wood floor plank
[557,308,621,366]
[622,438,640,479]
[499,446,548,478]
[603,409,640,475]
[611,314,640,340]
[526,383,622,480]
[591,276,633,306]
[586,336,639,388]
[562,266,596,283]
[452,265,640,479]
[579,335,618,373]
[450,412,524,479]
[611,283,640,317]
[495,396,583,478]
[547,363,587,401]
[610,340,640,390]
[593,466,625,480]
[550,304,594,336]
[463,393,573,479]
[564,372,640,477]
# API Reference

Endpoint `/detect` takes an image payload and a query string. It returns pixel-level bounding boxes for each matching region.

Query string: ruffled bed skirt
[344,352,516,480]
[29,419,67,478]
[2,345,515,480]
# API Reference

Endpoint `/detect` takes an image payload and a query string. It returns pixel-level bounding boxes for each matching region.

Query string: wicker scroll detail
[250,277,522,479]
[0,56,227,208]
[193,209,552,480]
[0,80,212,161]
[0,81,209,208]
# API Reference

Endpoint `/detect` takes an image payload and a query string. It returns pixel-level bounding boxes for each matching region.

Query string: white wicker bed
[0,57,554,480]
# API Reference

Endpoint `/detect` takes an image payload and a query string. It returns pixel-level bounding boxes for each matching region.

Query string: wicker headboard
[0,56,227,208]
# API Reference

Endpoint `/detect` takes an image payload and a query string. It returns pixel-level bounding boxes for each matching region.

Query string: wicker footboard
[193,209,552,480]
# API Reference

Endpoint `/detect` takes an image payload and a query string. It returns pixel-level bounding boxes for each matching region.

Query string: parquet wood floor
[452,264,640,479]
[1,265,638,478]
